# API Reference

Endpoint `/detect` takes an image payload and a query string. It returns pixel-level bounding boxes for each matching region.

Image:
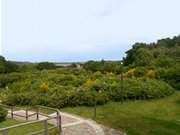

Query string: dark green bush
[0,56,19,74]
[36,62,56,70]
[0,106,7,122]
[0,73,24,88]
[158,65,180,90]
[108,78,174,101]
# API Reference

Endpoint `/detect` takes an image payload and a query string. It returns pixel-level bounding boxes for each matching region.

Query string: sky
[1,0,180,62]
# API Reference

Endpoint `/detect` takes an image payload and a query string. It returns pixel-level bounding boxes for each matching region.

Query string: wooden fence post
[59,113,62,135]
[44,120,48,135]
[57,111,62,135]
[26,109,28,120]
[93,98,97,121]
[11,107,13,119]
[36,107,39,120]
[2,129,7,135]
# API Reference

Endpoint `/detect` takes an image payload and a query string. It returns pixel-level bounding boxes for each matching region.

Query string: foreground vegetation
[63,92,180,135]
[0,119,21,128]
[0,35,179,134]
[0,70,174,108]
[0,107,7,122]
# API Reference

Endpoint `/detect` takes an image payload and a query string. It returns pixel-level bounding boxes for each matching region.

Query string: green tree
[134,48,153,66]
[123,43,147,66]
[0,56,18,73]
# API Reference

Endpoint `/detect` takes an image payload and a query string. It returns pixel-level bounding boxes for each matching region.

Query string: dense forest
[0,35,179,108]
[124,35,180,89]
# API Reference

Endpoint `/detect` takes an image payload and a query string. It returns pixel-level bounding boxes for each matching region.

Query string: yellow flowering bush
[123,68,136,78]
[146,70,158,78]
[39,82,49,93]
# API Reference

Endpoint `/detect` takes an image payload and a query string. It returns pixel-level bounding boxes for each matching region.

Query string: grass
[0,119,56,135]
[62,91,180,135]
[0,119,21,128]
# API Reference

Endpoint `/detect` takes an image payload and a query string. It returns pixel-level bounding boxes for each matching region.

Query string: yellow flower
[84,79,96,87]
[123,68,136,77]
[146,70,157,78]
[39,82,49,93]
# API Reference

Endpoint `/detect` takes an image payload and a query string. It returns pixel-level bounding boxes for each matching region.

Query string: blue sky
[1,0,180,62]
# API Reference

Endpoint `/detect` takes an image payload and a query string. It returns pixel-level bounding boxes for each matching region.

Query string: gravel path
[102,126,127,135]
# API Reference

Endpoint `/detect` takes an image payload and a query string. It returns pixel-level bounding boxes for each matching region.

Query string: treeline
[0,57,58,73]
[0,56,18,73]
[83,60,124,73]
[84,35,180,89]
[124,35,180,67]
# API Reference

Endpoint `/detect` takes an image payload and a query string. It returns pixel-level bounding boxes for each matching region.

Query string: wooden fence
[0,104,62,135]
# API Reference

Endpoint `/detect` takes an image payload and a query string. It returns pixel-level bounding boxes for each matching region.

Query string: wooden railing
[0,104,62,135]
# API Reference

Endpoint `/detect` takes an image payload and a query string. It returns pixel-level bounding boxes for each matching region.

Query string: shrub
[4,92,33,106]
[146,70,158,78]
[1,70,175,108]
[158,65,180,90]
[36,62,56,70]
[0,106,7,122]
[0,73,24,88]
[108,78,174,101]
[39,82,49,93]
